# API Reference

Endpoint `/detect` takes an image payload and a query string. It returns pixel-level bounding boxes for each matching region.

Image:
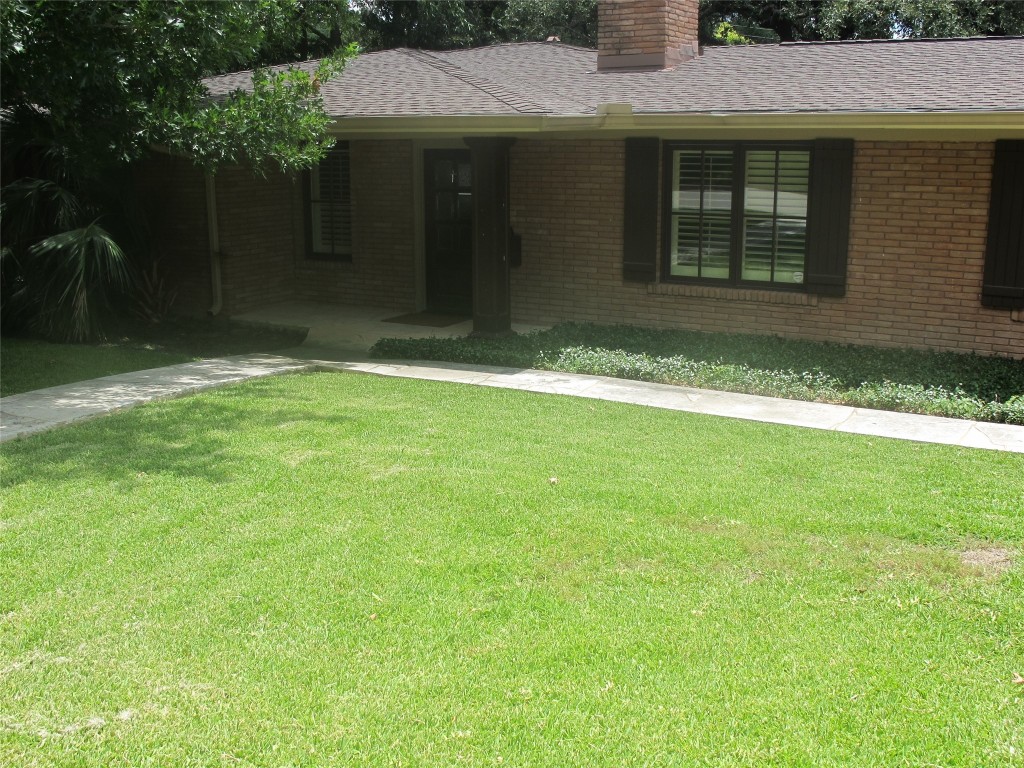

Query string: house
[138,0,1024,357]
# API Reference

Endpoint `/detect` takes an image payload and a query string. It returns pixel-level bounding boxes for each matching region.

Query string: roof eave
[329,110,1024,141]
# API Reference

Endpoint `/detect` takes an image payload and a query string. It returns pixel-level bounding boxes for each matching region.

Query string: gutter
[204,172,223,316]
[328,109,1024,141]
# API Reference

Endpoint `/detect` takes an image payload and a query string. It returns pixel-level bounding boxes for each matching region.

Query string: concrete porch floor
[232,301,549,358]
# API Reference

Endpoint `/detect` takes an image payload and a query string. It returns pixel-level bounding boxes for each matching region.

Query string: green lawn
[0,318,306,397]
[2,372,1022,766]
[0,337,194,396]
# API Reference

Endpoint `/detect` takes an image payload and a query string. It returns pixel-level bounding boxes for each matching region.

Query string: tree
[700,0,1024,44]
[354,0,597,51]
[256,0,362,67]
[0,0,354,340]
[355,0,507,50]
[354,0,1024,53]
[499,0,598,47]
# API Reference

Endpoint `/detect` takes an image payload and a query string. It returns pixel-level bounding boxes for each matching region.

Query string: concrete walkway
[2,354,1023,453]
[0,355,312,442]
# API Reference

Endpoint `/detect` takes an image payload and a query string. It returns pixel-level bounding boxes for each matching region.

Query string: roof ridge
[416,40,596,54]
[400,48,551,115]
[431,45,598,112]
[544,42,598,53]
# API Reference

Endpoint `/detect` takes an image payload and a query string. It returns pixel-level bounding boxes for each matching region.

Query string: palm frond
[27,221,130,341]
[1,177,85,239]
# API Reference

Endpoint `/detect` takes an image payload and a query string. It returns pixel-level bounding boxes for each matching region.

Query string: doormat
[382,312,469,328]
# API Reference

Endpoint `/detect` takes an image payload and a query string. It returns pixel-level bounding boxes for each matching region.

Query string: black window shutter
[982,140,1024,309]
[804,138,854,296]
[622,137,660,282]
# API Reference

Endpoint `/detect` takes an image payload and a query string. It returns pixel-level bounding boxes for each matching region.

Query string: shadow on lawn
[0,382,355,488]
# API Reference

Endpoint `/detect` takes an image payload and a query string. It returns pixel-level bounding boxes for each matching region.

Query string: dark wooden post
[465,137,516,336]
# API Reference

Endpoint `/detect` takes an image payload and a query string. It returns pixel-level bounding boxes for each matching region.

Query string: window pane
[776,151,809,217]
[744,151,777,217]
[741,217,774,282]
[672,213,700,277]
[311,144,352,256]
[741,149,808,284]
[670,149,733,278]
[434,191,456,222]
[701,212,732,278]
[457,191,472,221]
[704,152,734,216]
[434,159,454,187]
[672,150,702,210]
[775,219,806,284]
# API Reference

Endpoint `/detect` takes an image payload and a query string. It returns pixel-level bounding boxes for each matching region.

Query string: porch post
[465,136,516,336]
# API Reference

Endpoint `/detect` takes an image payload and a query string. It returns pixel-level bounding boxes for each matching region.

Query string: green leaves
[0,1,354,340]
[21,220,130,342]
[355,0,598,51]
[0,0,351,174]
[702,0,1024,44]
[160,45,356,175]
[1,178,84,235]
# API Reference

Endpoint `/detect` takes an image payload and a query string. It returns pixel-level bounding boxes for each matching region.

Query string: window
[307,142,352,260]
[665,142,811,287]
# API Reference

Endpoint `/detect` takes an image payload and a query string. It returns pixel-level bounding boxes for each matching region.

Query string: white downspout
[204,172,223,316]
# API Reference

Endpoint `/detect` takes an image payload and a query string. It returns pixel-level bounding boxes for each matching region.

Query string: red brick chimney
[597,0,700,71]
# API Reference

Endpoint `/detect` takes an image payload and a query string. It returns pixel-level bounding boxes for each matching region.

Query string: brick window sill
[647,282,820,307]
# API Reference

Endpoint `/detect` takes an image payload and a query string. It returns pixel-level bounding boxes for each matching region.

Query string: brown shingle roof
[203,36,1024,118]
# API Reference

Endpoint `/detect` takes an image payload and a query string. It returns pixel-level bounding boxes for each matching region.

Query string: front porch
[232,301,549,357]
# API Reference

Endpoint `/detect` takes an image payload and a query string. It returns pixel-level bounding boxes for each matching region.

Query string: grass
[372,323,1024,423]
[1,371,1022,766]
[0,316,306,397]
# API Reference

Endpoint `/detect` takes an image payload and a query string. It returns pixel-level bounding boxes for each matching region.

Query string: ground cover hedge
[371,324,1024,424]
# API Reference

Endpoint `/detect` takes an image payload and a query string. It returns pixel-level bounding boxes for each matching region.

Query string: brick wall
[294,139,417,310]
[509,139,1023,358]
[214,167,298,313]
[598,0,699,68]
[139,140,418,315]
[842,141,1018,354]
[135,156,299,315]
[141,138,1021,357]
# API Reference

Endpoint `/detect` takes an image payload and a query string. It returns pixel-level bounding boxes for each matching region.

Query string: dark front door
[424,149,473,314]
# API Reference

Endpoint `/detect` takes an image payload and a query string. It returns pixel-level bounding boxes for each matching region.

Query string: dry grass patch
[961,546,1014,577]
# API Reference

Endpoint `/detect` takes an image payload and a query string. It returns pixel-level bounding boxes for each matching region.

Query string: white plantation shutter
[670,149,733,279]
[663,140,850,292]
[311,144,352,256]
[665,142,814,286]
[741,150,809,284]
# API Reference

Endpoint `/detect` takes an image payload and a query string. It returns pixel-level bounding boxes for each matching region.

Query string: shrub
[370,324,1024,424]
